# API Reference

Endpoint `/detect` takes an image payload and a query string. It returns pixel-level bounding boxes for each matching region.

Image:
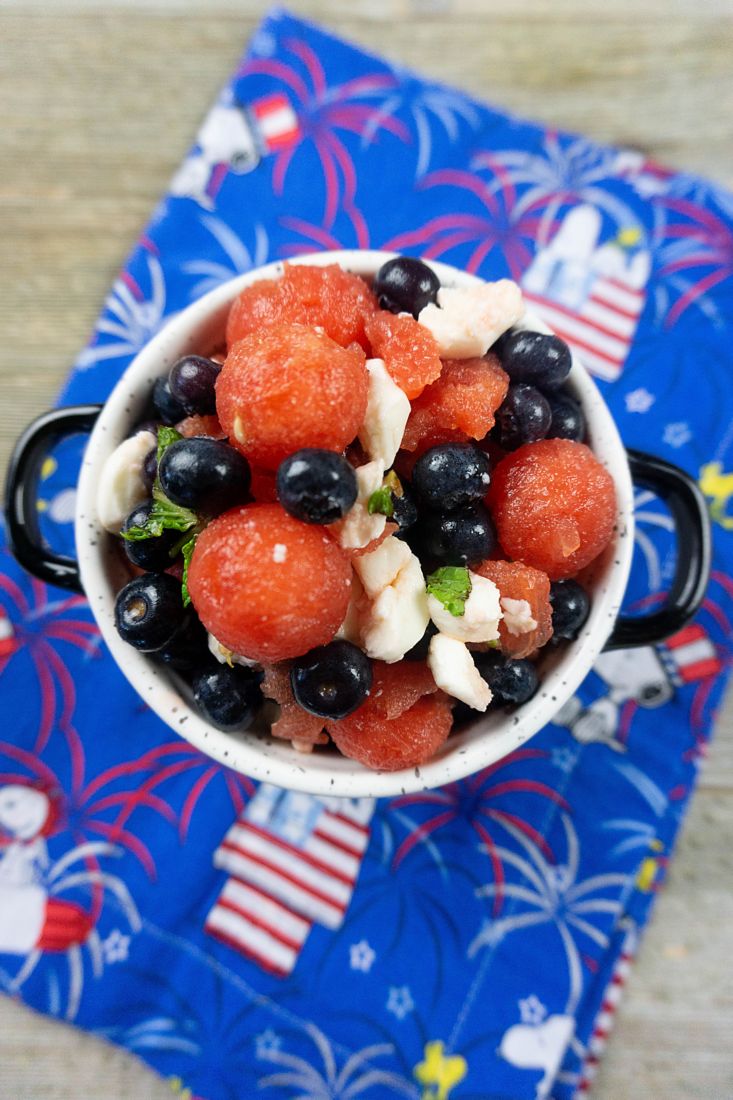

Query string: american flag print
[522,204,650,382]
[206,785,374,976]
[658,623,723,686]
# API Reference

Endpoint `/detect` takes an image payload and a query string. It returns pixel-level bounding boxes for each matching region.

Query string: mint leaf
[367,486,394,518]
[181,535,197,607]
[121,482,197,541]
[426,566,472,617]
[157,425,183,463]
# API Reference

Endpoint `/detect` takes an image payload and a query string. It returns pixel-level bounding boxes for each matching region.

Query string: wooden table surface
[1,2,732,1098]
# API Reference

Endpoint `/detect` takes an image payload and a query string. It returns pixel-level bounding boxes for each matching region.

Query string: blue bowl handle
[3,405,103,593]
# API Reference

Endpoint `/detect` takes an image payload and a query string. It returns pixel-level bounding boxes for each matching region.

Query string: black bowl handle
[605,449,711,650]
[3,405,103,593]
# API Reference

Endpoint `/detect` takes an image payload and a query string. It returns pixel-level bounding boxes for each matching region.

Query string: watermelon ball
[277,449,358,525]
[550,579,591,640]
[495,383,552,451]
[153,375,187,425]
[226,263,377,352]
[498,330,572,390]
[413,442,491,511]
[192,662,262,732]
[187,503,352,663]
[122,501,184,571]
[413,502,496,567]
[365,310,442,399]
[373,256,440,318]
[474,649,539,706]
[217,323,369,471]
[290,640,372,719]
[114,573,186,652]
[169,355,221,416]
[327,694,453,771]
[158,438,250,515]
[401,355,509,453]
[546,392,586,442]
[487,439,617,579]
[325,660,449,770]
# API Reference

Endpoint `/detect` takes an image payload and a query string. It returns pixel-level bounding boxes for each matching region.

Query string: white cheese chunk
[428,572,502,643]
[357,538,429,663]
[96,430,156,534]
[428,633,492,712]
[358,357,411,468]
[500,596,538,636]
[353,534,412,599]
[207,632,261,669]
[417,280,523,359]
[333,460,386,550]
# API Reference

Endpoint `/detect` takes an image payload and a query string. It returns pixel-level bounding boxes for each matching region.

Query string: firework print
[2,9,733,1099]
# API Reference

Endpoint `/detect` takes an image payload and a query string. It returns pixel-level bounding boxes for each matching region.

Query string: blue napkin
[2,9,732,1098]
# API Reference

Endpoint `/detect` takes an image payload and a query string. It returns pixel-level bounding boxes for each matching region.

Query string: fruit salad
[98,257,617,772]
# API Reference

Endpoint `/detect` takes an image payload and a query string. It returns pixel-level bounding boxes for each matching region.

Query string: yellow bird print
[699,462,733,531]
[414,1040,468,1100]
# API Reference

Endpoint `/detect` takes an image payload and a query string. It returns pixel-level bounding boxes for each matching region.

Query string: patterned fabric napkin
[2,9,732,1099]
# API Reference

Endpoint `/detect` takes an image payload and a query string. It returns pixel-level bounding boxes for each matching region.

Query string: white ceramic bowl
[65,250,636,797]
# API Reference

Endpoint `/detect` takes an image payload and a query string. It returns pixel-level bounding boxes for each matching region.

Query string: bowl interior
[76,250,634,798]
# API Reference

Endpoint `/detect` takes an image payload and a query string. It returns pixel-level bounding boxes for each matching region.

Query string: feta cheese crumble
[417,280,523,359]
[352,536,430,662]
[428,633,492,712]
[500,596,538,636]
[96,430,157,533]
[333,460,386,550]
[358,358,411,468]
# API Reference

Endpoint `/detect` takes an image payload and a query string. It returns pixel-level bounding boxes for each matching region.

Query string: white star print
[349,939,376,972]
[518,994,547,1025]
[625,388,655,414]
[101,929,130,964]
[255,1028,281,1060]
[386,985,415,1020]
[551,746,577,773]
[663,421,692,448]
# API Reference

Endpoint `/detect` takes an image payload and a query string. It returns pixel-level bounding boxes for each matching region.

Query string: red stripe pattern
[205,786,374,975]
[574,926,639,1096]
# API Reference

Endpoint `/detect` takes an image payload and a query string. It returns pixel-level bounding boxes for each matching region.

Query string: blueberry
[403,621,438,662]
[156,612,209,673]
[192,662,262,732]
[546,392,586,442]
[141,447,158,492]
[373,256,440,318]
[414,502,496,567]
[498,330,571,390]
[169,355,221,416]
[496,383,552,450]
[413,443,491,511]
[550,579,591,641]
[114,573,186,652]
[153,375,187,425]
[122,501,183,571]
[276,449,358,525]
[392,480,419,536]
[159,438,250,515]
[474,649,539,705]
[291,640,372,719]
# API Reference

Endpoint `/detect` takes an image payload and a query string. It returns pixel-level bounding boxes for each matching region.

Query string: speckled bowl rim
[76,250,634,798]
